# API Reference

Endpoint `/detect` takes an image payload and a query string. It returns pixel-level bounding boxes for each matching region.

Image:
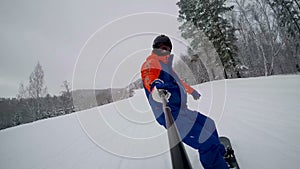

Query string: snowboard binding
[224,146,236,168]
[219,136,240,169]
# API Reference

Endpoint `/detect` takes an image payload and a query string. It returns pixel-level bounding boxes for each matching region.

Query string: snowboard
[219,136,240,169]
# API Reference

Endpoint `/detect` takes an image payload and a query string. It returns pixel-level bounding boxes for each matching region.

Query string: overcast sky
[0,0,189,97]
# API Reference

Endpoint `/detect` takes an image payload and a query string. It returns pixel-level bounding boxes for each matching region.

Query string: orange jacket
[141,51,197,125]
[141,52,195,94]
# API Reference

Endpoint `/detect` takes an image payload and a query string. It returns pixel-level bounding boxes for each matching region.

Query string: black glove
[191,90,201,100]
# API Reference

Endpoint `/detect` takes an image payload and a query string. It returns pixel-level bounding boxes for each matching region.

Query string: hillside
[0,75,299,169]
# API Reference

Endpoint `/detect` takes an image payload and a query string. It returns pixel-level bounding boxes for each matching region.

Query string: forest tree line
[0,62,137,130]
[0,62,74,130]
[175,0,300,83]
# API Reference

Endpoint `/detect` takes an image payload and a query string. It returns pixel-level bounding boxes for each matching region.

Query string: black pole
[159,90,193,169]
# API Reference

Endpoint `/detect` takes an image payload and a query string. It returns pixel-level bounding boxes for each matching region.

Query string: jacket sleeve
[180,79,195,94]
[141,60,161,93]
[172,69,195,94]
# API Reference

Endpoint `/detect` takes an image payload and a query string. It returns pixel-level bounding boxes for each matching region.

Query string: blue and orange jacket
[141,51,197,126]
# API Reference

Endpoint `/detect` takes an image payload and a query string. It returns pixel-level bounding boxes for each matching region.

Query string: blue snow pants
[170,107,229,169]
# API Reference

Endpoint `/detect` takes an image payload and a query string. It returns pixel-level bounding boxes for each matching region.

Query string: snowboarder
[141,35,229,169]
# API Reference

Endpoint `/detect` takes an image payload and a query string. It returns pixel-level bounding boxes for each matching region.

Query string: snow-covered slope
[0,75,299,169]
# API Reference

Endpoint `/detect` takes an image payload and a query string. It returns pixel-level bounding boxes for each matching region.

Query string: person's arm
[172,69,201,100]
[141,60,161,93]
[141,60,171,103]
[171,69,195,94]
[180,79,195,94]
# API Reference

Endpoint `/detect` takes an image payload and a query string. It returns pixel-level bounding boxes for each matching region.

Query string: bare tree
[16,82,35,119]
[230,0,297,76]
[251,0,283,75]
[60,80,74,114]
[26,62,48,119]
[17,83,28,99]
[28,62,47,99]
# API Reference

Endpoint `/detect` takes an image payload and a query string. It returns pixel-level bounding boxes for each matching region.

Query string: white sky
[0,0,189,97]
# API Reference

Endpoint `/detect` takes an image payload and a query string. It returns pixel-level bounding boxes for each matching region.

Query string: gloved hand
[191,90,201,100]
[153,80,169,90]
[151,80,171,103]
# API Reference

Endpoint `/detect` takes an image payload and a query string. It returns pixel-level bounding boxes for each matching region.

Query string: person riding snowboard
[141,34,229,169]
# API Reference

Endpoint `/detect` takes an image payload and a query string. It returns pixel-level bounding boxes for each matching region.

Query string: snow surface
[1,75,300,169]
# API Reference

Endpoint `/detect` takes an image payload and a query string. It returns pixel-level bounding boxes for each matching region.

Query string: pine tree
[267,0,300,38]
[177,0,242,78]
[178,18,227,80]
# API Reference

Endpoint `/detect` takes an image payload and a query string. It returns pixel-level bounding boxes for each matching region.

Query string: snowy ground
[0,75,299,169]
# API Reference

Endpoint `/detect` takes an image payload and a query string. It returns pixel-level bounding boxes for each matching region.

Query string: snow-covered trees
[232,0,283,76]
[177,0,242,79]
[177,20,227,80]
[60,80,74,114]
[16,62,48,119]
[231,0,300,76]
[176,0,300,80]
[267,0,300,38]
[29,62,48,118]
[1,70,76,129]
[28,62,47,100]
[174,48,210,84]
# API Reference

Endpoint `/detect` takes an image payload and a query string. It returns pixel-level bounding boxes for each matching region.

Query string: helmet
[152,35,172,52]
